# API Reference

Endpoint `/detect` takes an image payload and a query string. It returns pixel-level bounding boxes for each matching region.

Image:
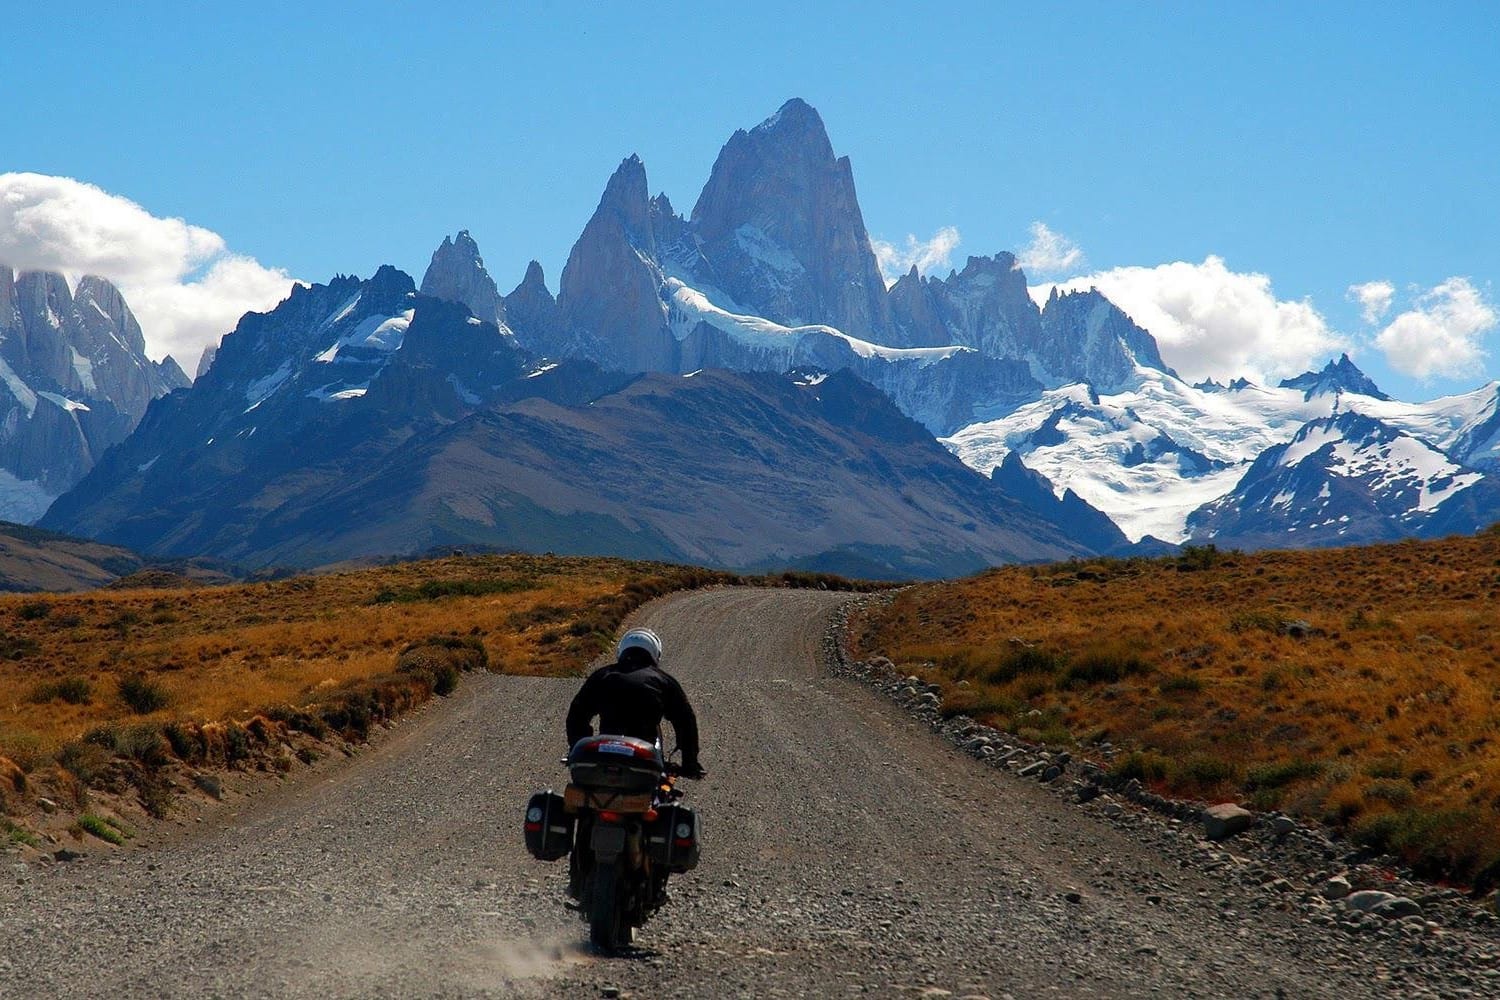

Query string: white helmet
[616,627,663,665]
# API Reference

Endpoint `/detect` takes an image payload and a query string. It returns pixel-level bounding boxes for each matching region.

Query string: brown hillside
[848,531,1500,886]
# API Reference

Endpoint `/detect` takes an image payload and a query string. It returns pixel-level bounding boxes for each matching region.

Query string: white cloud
[1348,280,1395,325]
[1016,221,1084,277]
[1374,277,1495,380]
[0,172,299,366]
[1032,255,1348,385]
[872,226,961,285]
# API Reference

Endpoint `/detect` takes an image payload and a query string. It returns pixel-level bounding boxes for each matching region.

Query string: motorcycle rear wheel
[588,861,630,951]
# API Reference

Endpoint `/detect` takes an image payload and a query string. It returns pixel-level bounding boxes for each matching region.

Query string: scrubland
[849,531,1500,887]
[0,554,854,841]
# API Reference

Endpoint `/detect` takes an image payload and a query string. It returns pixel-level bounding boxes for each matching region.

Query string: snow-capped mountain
[42,261,1118,575]
[32,96,1500,565]
[477,96,1493,551]
[503,99,1163,439]
[0,265,187,520]
[1278,353,1390,402]
[1186,410,1492,546]
[945,356,1500,546]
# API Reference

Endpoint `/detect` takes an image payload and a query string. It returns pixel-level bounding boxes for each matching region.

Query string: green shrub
[117,673,170,714]
[78,813,125,845]
[396,635,487,697]
[1367,778,1415,806]
[983,646,1063,684]
[1177,544,1225,572]
[3,818,39,848]
[1159,674,1203,695]
[1246,759,1324,790]
[1110,750,1171,784]
[1063,643,1151,686]
[16,601,50,621]
[1173,754,1239,789]
[29,676,92,705]
[1352,808,1500,889]
[56,740,111,784]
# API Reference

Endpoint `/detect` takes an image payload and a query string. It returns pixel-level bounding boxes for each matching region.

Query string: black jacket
[566,651,700,768]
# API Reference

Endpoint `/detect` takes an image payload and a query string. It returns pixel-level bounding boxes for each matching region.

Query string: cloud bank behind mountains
[1373,277,1495,380]
[1033,255,1348,385]
[0,173,299,368]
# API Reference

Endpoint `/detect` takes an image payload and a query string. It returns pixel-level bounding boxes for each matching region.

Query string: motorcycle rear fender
[591,822,627,862]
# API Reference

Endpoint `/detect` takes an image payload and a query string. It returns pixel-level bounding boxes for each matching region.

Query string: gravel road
[2,588,1493,998]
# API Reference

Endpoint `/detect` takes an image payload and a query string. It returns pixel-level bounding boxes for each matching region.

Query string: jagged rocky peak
[420,230,506,328]
[558,153,676,372]
[1278,353,1390,402]
[196,344,218,380]
[158,355,190,388]
[594,154,656,252]
[919,253,1041,359]
[504,260,564,356]
[689,98,892,339]
[0,265,191,519]
[74,275,147,355]
[1038,287,1173,388]
[887,265,951,348]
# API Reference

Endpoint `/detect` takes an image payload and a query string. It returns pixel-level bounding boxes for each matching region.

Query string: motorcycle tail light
[598,810,623,822]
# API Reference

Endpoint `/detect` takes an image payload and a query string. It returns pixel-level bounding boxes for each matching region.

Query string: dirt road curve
[0,589,1485,998]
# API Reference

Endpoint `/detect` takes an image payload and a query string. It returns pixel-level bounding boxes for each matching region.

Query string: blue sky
[4,1,1497,399]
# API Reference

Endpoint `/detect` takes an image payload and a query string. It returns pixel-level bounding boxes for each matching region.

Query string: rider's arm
[565,671,604,748]
[662,674,701,771]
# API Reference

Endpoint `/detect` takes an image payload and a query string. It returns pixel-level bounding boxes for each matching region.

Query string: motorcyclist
[565,627,704,778]
[564,627,703,904]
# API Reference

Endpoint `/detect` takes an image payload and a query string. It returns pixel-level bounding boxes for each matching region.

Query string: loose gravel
[1,588,1495,998]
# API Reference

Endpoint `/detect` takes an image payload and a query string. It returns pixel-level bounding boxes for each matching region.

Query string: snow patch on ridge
[70,348,97,395]
[244,360,293,406]
[38,391,90,413]
[0,358,38,417]
[664,278,969,366]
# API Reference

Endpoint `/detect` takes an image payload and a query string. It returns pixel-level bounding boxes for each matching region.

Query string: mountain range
[18,98,1500,574]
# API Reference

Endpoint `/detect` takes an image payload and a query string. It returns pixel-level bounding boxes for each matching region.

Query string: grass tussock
[849,533,1500,888]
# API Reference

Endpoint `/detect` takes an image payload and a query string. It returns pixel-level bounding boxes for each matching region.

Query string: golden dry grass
[0,554,737,764]
[848,533,1500,886]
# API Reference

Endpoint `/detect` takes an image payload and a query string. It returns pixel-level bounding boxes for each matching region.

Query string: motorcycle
[524,734,701,951]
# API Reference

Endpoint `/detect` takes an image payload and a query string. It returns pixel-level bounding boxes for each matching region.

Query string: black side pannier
[567,735,664,794]
[523,789,573,862]
[645,803,701,873]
